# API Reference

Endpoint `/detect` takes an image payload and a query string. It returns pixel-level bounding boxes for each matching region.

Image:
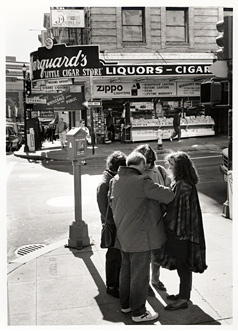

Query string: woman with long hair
[157,151,207,311]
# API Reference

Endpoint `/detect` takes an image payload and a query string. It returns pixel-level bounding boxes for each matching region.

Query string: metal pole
[73,160,82,221]
[89,71,95,155]
[22,69,28,152]
[90,107,95,155]
[228,59,232,171]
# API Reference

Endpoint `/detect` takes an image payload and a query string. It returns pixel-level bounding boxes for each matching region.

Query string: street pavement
[5,135,236,327]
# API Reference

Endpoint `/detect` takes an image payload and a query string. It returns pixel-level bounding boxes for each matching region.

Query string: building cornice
[100,52,215,63]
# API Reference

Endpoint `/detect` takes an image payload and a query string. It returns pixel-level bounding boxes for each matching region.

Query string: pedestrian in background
[159,151,207,311]
[79,119,91,144]
[55,117,68,149]
[97,151,127,298]
[170,109,181,142]
[134,144,171,296]
[106,109,115,142]
[48,119,57,144]
[109,151,174,323]
[79,119,91,165]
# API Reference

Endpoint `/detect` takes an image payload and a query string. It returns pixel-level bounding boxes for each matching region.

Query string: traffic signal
[25,78,32,96]
[200,81,229,106]
[200,81,221,105]
[216,16,233,60]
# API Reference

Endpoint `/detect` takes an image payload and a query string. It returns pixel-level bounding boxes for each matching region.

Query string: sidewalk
[8,134,234,327]
[7,211,233,326]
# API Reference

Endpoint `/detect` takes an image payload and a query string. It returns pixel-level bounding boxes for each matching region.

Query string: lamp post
[22,64,28,152]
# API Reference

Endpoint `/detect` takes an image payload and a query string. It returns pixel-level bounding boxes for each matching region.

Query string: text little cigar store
[43,68,103,78]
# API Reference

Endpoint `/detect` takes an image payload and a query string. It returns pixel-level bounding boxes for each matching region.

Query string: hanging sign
[26,97,47,104]
[30,44,100,81]
[51,8,85,28]
[31,91,84,111]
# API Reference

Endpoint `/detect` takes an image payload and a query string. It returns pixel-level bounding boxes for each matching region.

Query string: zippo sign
[93,82,201,98]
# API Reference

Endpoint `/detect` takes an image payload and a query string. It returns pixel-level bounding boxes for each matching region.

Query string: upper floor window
[122,7,145,42]
[166,7,188,43]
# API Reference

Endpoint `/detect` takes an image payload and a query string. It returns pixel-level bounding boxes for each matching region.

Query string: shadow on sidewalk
[70,247,135,325]
[70,247,221,326]
[147,291,221,325]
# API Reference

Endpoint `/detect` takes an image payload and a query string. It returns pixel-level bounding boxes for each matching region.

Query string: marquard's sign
[30,44,213,81]
[30,44,100,81]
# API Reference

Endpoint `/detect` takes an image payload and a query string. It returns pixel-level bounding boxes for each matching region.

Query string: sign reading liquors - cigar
[30,44,100,81]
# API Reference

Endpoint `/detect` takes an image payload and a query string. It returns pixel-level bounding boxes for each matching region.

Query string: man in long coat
[109,151,174,323]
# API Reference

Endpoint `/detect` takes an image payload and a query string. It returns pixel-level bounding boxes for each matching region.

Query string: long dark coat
[154,180,207,273]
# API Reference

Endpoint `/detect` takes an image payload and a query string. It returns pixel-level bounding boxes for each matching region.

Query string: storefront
[29,43,216,143]
[89,68,216,143]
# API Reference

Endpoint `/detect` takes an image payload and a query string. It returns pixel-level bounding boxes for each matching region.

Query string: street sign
[40,85,69,93]
[209,61,228,78]
[26,97,47,104]
[82,100,102,108]
[46,79,72,86]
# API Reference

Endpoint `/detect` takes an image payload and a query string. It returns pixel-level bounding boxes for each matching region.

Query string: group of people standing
[97,144,207,323]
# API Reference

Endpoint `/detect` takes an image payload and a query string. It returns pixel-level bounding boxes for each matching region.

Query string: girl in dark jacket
[96,151,127,298]
[157,151,207,311]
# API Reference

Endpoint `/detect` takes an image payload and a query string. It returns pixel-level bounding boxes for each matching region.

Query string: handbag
[100,223,114,248]
[100,204,116,248]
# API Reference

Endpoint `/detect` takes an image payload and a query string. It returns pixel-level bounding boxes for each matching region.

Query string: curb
[14,152,71,162]
[157,145,222,155]
[14,151,108,162]
[14,143,223,162]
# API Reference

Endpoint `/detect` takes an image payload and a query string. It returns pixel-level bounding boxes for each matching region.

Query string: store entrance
[102,100,125,142]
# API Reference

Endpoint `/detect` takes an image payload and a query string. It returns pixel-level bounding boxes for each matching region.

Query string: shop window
[166,7,189,43]
[122,7,145,42]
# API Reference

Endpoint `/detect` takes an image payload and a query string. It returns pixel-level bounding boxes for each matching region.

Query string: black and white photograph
[2,0,237,329]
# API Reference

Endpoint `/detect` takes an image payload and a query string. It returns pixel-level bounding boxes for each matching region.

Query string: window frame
[165,7,189,44]
[121,7,146,43]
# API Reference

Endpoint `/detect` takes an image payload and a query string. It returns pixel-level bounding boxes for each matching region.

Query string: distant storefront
[29,43,218,143]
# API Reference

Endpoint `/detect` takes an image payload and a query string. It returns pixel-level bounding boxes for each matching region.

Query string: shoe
[177,140,181,142]
[167,294,179,300]
[81,160,87,165]
[152,281,166,291]
[164,301,188,311]
[169,137,173,142]
[148,285,155,297]
[132,310,159,323]
[121,307,131,313]
[106,287,120,298]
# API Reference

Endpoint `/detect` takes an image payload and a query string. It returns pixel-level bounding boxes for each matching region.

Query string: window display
[129,101,215,142]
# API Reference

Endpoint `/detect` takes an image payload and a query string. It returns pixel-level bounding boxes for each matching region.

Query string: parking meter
[65,127,90,249]
[66,127,87,161]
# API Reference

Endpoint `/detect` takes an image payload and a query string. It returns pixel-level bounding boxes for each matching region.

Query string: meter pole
[66,159,91,249]
[90,106,95,155]
[73,160,82,221]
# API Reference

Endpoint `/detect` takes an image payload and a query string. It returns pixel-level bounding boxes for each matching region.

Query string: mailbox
[66,127,87,161]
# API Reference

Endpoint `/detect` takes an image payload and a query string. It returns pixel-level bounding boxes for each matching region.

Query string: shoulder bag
[100,205,116,248]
